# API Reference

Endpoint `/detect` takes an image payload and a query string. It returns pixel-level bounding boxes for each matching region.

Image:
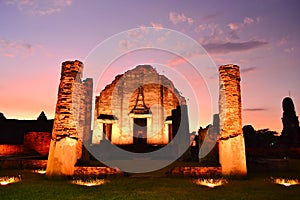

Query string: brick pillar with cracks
[46,60,88,176]
[218,64,247,176]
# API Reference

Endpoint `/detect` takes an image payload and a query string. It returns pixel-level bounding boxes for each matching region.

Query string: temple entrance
[133,118,147,144]
[103,123,112,141]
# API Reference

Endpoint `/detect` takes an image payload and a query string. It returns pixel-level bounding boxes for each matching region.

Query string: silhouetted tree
[243,125,278,148]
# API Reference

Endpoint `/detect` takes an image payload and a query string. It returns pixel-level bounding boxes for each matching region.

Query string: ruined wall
[0,160,48,169]
[74,167,122,175]
[0,132,51,156]
[94,65,186,145]
[24,132,51,156]
[46,60,93,176]
[0,145,27,155]
[95,65,185,117]
[218,64,247,176]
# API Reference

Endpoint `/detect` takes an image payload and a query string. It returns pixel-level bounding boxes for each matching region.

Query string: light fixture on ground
[271,177,299,187]
[71,178,106,187]
[33,169,46,174]
[193,178,228,188]
[0,176,21,186]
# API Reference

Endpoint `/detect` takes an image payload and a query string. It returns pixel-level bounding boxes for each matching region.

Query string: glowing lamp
[194,178,227,188]
[271,177,299,187]
[71,178,106,187]
[33,169,46,174]
[0,176,21,186]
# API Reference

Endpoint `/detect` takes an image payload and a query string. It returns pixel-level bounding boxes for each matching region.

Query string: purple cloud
[243,108,267,111]
[203,40,268,54]
[241,67,256,73]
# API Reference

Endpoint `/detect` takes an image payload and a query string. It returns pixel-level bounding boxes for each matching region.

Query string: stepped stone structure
[218,64,247,176]
[281,97,300,147]
[46,60,93,176]
[92,65,186,146]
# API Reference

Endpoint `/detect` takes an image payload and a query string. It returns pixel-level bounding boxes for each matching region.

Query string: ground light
[271,177,300,187]
[32,169,46,174]
[0,176,21,186]
[193,178,228,188]
[71,178,106,187]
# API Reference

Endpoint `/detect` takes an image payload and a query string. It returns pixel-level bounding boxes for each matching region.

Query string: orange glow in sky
[1,1,299,133]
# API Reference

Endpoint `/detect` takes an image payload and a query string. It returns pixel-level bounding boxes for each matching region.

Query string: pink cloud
[169,11,193,25]
[166,57,186,66]
[243,17,254,25]
[224,16,259,40]
[0,38,34,57]
[4,52,14,57]
[278,37,288,46]
[119,39,130,51]
[284,47,294,54]
[187,18,194,25]
[151,22,163,30]
[256,16,261,23]
[195,24,207,32]
[228,23,239,31]
[212,56,234,65]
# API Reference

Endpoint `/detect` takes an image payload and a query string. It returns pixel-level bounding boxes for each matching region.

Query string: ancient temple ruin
[218,64,247,176]
[46,60,248,176]
[92,65,186,147]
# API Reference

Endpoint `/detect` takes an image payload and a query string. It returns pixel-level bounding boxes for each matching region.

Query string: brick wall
[24,132,51,156]
[0,145,26,155]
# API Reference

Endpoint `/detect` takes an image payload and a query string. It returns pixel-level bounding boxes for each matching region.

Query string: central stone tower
[92,65,186,147]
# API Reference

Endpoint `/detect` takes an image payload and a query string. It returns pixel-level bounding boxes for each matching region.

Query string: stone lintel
[129,113,152,118]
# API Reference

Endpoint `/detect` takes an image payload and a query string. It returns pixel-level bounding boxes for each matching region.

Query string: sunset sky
[0,0,299,133]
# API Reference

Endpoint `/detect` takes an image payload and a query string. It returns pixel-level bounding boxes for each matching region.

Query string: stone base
[219,134,247,176]
[46,138,79,176]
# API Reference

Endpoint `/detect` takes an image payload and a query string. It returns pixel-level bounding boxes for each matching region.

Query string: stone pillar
[218,64,247,176]
[172,105,190,160]
[46,60,90,176]
[80,78,93,161]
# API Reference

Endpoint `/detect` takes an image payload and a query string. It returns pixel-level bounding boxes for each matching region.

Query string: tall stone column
[218,64,247,176]
[46,60,86,176]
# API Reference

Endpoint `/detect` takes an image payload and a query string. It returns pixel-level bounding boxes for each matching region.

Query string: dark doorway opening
[133,118,147,144]
[103,123,112,141]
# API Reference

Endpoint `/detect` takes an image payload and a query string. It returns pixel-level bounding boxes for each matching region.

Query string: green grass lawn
[0,169,300,200]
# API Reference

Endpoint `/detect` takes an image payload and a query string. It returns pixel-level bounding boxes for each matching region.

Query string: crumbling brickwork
[218,64,247,176]
[46,60,92,176]
[93,65,186,145]
[24,132,51,156]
